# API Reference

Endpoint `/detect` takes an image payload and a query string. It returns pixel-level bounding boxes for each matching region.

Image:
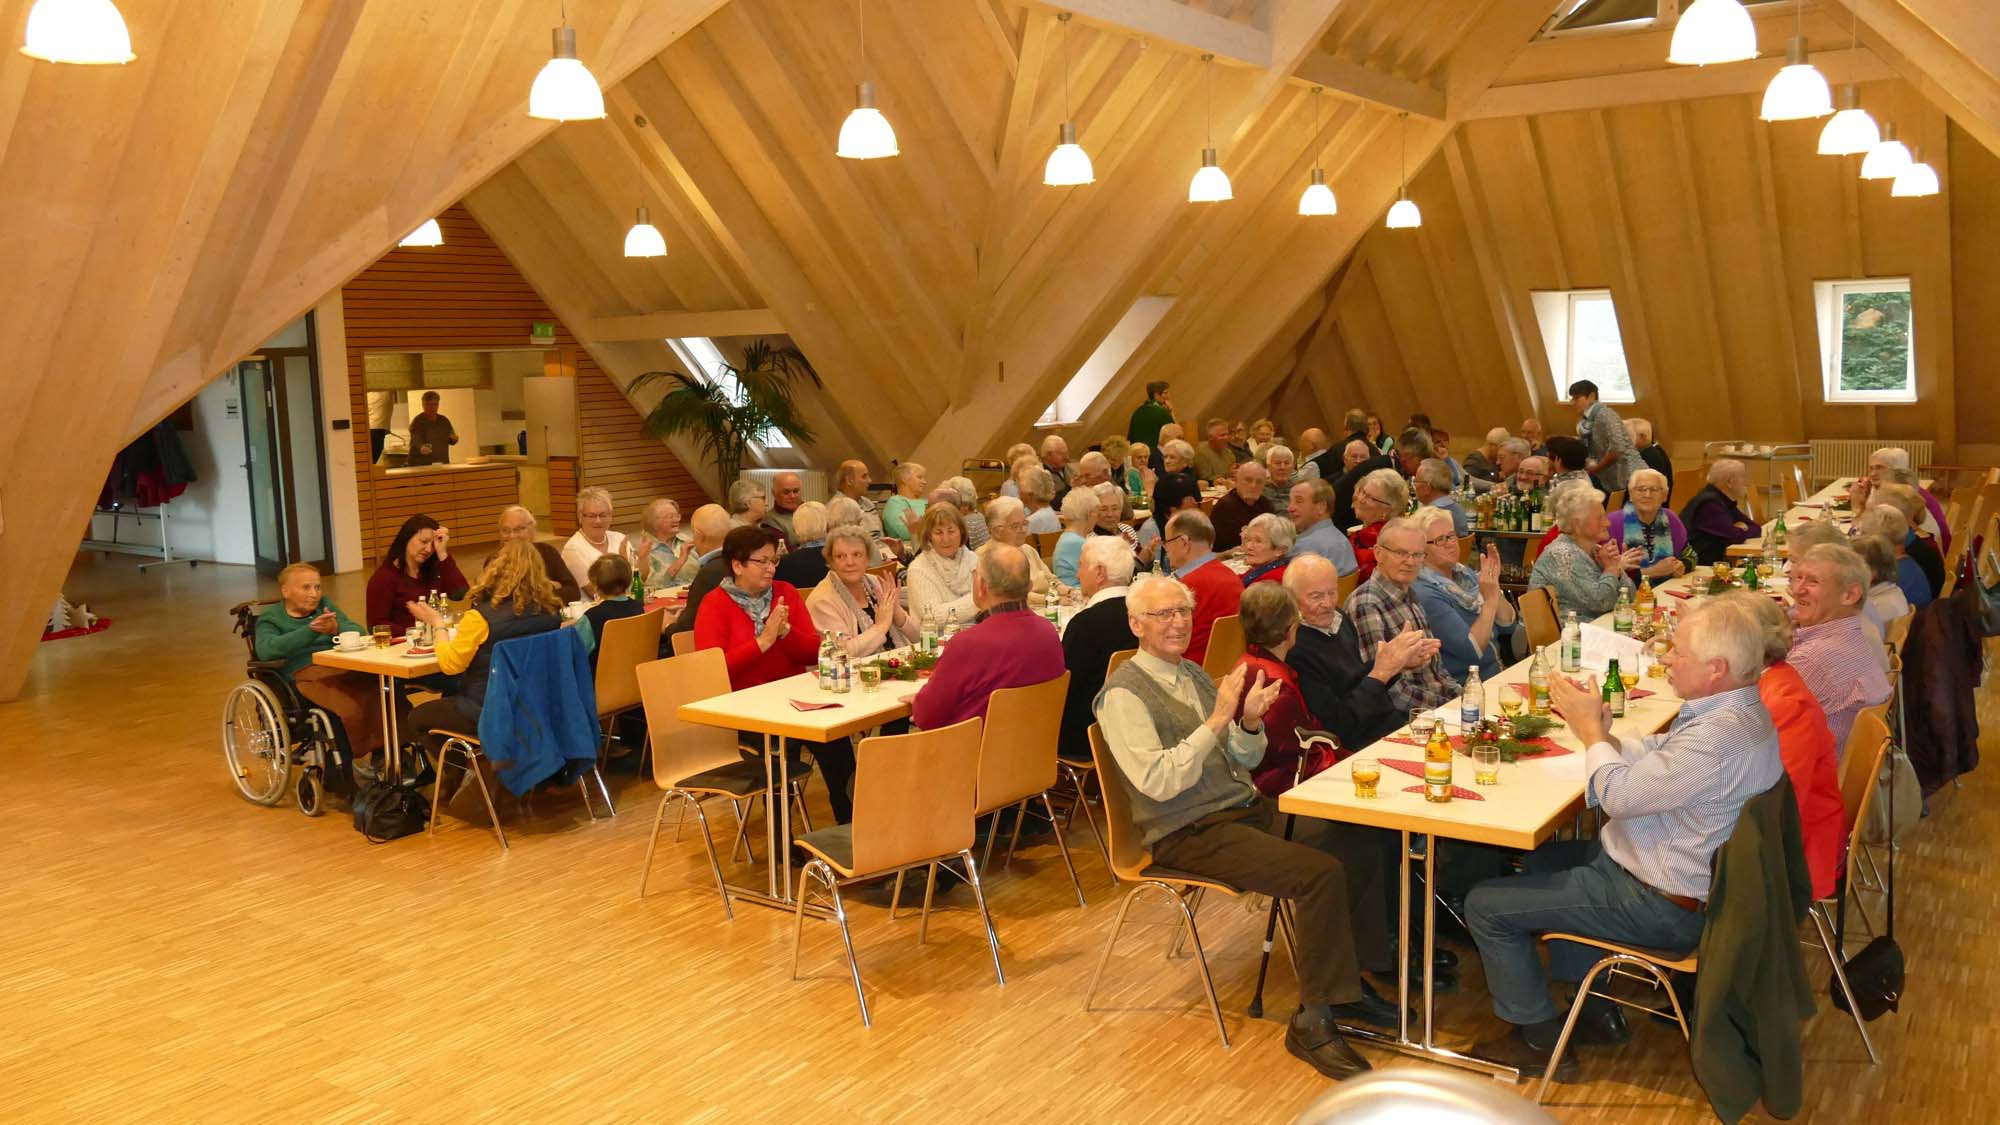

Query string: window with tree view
[1815,278,1914,404]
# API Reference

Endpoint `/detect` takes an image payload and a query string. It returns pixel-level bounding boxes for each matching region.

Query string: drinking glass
[371,625,392,649]
[1472,745,1502,786]
[1351,760,1381,799]
[1408,707,1437,739]
[858,664,882,693]
[1498,686,1525,719]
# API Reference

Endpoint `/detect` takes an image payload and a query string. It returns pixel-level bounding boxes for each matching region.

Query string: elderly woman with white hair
[933,475,988,549]
[807,525,915,657]
[1238,512,1296,587]
[774,501,832,590]
[1412,506,1515,680]
[561,486,636,595]
[1090,481,1139,546]
[981,495,1063,598]
[1853,504,1933,610]
[636,497,701,587]
[996,442,1037,499]
[1349,467,1410,584]
[1604,467,1688,581]
[881,461,929,543]
[1528,481,1640,618]
[726,477,771,526]
[1051,487,1102,587]
[1850,532,1912,639]
[1857,447,1949,551]
[1021,465,1064,536]
[1261,444,1298,509]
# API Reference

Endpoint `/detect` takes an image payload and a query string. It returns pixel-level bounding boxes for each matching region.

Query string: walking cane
[1249,728,1339,1019]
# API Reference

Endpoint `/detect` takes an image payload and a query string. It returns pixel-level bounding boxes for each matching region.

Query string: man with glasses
[1162,509,1240,663]
[1344,518,1461,711]
[1282,554,1431,750]
[1094,574,1401,1081]
[497,505,582,603]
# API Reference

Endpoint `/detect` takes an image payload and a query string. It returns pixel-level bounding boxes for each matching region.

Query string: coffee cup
[336,631,365,650]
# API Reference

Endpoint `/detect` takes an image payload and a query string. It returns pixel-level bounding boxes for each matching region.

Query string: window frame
[1529,287,1636,404]
[1813,277,1916,406]
[664,336,792,448]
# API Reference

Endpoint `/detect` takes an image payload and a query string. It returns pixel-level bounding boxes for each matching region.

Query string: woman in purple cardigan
[1605,468,1692,582]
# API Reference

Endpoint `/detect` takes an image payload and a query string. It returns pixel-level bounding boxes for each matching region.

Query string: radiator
[1809,439,1932,486]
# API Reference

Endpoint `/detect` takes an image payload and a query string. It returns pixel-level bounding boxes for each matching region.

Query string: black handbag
[1833,738,1905,1020]
[352,749,432,843]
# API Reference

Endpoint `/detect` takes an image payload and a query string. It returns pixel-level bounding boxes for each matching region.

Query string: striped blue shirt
[1585,684,1784,899]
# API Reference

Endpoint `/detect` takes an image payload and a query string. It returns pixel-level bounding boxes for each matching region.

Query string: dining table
[310,637,442,776]
[1726,476,1932,558]
[1276,569,1742,1079]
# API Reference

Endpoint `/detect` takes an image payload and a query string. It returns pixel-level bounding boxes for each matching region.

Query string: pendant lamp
[1760,39,1831,120]
[20,0,135,64]
[1890,147,1939,197]
[1043,14,1094,186]
[1818,86,1880,155]
[837,0,898,159]
[1859,123,1912,181]
[1667,0,1757,67]
[527,5,605,122]
[1385,113,1420,229]
[624,207,667,258]
[1297,88,1337,217]
[399,219,444,248]
[1187,55,1232,202]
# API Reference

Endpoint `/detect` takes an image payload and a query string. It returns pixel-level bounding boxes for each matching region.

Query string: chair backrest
[1606,489,1626,512]
[1836,704,1893,836]
[669,630,697,657]
[1518,586,1560,651]
[1883,609,1915,657]
[1457,535,1475,565]
[1088,723,1153,878]
[866,560,901,587]
[1522,535,1545,570]
[637,648,742,789]
[1035,532,1060,562]
[1671,467,1706,509]
[1105,647,1137,679]
[1200,614,1246,681]
[974,673,1071,813]
[850,717,984,873]
[593,607,665,717]
[1336,568,1359,607]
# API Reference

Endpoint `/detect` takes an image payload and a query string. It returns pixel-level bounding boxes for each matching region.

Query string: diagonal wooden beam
[1468,46,1893,119]
[590,308,785,340]
[1294,49,1446,118]
[1824,0,2000,158]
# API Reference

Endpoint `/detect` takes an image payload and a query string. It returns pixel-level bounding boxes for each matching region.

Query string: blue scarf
[1619,503,1674,568]
[720,578,774,633]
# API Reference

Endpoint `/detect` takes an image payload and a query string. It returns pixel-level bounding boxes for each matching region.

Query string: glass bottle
[1561,611,1582,673]
[1529,646,1552,716]
[1460,666,1483,729]
[920,609,939,654]
[1604,658,1627,718]
[1612,587,1634,635]
[1424,721,1454,803]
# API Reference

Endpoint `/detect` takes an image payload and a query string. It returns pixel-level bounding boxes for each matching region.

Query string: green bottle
[1603,659,1627,718]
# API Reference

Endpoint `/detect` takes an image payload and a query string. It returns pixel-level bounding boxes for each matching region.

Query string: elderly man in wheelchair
[225,563,381,815]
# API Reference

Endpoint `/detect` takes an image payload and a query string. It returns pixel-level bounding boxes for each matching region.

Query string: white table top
[676,670,924,742]
[1731,475,1930,556]
[311,639,441,679]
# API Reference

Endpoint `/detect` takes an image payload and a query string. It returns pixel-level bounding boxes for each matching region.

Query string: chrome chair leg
[889,869,908,922]
[576,774,598,821]
[1003,799,1029,868]
[1065,765,1117,884]
[688,795,733,921]
[1041,792,1087,907]
[918,862,939,945]
[728,798,756,864]
[960,851,1006,986]
[980,811,999,875]
[1168,887,1206,960]
[639,791,672,897]
[465,753,508,850]
[1813,903,1879,1064]
[826,867,870,1027]
[1167,885,1228,1047]
[591,766,616,817]
[788,863,814,980]
[793,778,814,833]
[427,739,456,838]
[671,791,689,843]
[1084,882,1159,1013]
[1535,955,1684,1105]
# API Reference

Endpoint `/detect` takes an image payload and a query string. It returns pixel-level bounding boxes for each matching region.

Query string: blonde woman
[881,462,929,543]
[905,503,979,622]
[405,540,565,759]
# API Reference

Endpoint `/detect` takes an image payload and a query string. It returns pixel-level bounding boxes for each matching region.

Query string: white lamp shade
[1760,40,1831,121]
[624,208,667,257]
[1188,148,1232,203]
[1818,99,1880,156]
[1667,0,1757,66]
[1043,122,1093,186]
[838,82,898,159]
[399,219,444,248]
[529,58,605,121]
[1859,133,1912,181]
[1386,197,1421,229]
[1298,169,1337,217]
[1891,158,1939,198]
[20,0,135,64]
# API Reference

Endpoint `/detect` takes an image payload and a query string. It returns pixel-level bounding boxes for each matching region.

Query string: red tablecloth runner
[1378,757,1485,800]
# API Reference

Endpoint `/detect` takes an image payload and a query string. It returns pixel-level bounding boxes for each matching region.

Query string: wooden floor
[7,553,1998,1122]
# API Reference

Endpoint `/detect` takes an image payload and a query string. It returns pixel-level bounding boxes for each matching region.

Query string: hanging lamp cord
[1061,14,1073,118]
[1204,55,1214,146]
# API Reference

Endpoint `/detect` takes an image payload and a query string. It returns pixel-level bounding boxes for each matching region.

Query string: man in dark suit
[1059,537,1138,762]
[1281,555,1435,750]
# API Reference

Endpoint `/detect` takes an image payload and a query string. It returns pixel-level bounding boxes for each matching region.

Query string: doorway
[236,314,333,576]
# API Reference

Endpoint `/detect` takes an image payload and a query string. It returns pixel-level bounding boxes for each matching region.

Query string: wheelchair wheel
[222,681,291,806]
[296,767,325,818]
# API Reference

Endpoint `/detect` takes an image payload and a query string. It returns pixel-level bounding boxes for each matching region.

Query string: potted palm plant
[632,340,824,495]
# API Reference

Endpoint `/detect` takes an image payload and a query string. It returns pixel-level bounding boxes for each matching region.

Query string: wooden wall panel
[340,205,705,562]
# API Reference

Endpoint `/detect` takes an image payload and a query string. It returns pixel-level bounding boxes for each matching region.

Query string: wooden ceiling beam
[1294,49,1446,118]
[1824,0,2000,158]
[590,308,785,340]
[1468,45,1894,119]
[1042,0,1273,68]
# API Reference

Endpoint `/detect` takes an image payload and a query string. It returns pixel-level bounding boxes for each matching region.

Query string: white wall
[89,374,256,565]
[314,292,364,574]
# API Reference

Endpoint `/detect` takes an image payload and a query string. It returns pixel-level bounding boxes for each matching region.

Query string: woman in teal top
[253,563,380,758]
[1050,489,1099,586]
[881,461,930,543]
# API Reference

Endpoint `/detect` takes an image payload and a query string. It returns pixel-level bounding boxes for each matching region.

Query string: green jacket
[1126,399,1174,449]
[1692,777,1814,1123]
[254,599,363,678]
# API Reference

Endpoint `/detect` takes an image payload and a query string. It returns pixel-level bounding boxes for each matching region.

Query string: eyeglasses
[1165,534,1188,547]
[744,555,779,568]
[1136,606,1194,622]
[1425,533,1457,547]
[1375,545,1424,561]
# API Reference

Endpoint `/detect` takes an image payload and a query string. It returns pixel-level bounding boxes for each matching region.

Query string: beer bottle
[1603,659,1627,718]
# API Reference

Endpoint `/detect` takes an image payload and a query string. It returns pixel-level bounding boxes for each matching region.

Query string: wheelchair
[222,600,355,817]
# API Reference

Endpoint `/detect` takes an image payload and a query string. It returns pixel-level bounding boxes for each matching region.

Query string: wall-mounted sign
[530,322,556,346]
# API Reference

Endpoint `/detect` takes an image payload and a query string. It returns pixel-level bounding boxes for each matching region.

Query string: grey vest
[1099,658,1260,848]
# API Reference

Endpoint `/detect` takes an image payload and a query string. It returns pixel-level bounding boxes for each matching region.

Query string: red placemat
[1384,735,1573,760]
[1377,758,1485,800]
[1402,783,1484,800]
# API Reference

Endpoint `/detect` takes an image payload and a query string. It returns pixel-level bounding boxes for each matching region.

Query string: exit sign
[530,322,556,346]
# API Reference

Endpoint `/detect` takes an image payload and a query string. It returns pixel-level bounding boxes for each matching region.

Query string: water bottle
[1460,666,1483,728]
[833,647,853,694]
[920,609,939,654]
[1612,587,1634,635]
[817,636,837,691]
[1561,611,1582,673]
[943,608,959,641]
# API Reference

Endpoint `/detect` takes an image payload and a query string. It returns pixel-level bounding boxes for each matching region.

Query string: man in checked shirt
[1461,599,1783,1080]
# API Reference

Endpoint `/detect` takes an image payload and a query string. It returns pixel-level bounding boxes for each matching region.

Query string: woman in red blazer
[693,526,856,823]
[1232,582,1337,797]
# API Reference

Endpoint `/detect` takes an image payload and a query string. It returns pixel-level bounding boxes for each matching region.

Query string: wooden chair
[1035,532,1061,562]
[1200,614,1245,682]
[593,606,666,798]
[1336,568,1360,606]
[954,674,1085,907]
[866,559,901,587]
[1794,706,1895,1067]
[789,717,1002,1027]
[1082,724,1273,1048]
[1518,586,1560,651]
[1670,467,1705,510]
[1522,535,1546,572]
[1457,535,1475,565]
[635,650,752,917]
[669,631,697,657]
[1054,649,1134,884]
[1606,489,1625,512]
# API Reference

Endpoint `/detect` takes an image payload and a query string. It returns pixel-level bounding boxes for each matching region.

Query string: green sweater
[1127,399,1174,449]
[255,600,363,678]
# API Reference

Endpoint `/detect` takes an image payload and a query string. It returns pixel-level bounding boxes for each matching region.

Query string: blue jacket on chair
[477,629,600,796]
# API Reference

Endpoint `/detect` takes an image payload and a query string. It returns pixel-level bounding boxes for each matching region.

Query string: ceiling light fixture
[1667,0,1757,67]
[1858,122,1912,180]
[1044,14,1094,186]
[1817,13,1878,155]
[1761,41,1831,120]
[528,3,605,122]
[624,206,667,257]
[1187,54,1232,203]
[837,0,898,159]
[1298,88,1337,217]
[1890,146,1939,197]
[399,219,444,248]
[1385,112,1420,229]
[19,0,135,65]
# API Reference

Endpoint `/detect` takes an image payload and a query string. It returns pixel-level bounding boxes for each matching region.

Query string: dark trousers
[369,428,388,464]
[1151,798,1393,1006]
[741,736,858,826]
[407,697,477,758]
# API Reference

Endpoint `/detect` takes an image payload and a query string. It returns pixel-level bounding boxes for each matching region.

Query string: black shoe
[1470,1026,1579,1082]
[1327,979,1414,1031]
[1286,1009,1372,1081]
[1396,944,1459,974]
[1569,1000,1631,1047]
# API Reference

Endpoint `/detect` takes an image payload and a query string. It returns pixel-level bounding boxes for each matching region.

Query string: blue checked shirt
[1585,684,1785,900]
[1345,573,1461,712]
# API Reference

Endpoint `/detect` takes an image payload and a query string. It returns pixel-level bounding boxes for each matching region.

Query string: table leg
[1422,833,1437,1050]
[762,732,779,900]
[777,735,792,904]
[378,675,399,776]
[1398,829,1412,1045]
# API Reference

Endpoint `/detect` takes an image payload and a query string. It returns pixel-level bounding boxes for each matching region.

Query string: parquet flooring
[5,553,1997,1122]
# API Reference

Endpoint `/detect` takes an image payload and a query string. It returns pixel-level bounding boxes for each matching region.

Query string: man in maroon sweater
[911,544,1063,730]
[1164,508,1242,664]
[1209,460,1273,553]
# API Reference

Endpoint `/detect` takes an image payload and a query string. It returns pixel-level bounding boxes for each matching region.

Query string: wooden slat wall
[341,205,704,561]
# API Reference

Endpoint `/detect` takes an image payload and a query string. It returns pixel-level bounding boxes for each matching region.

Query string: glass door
[237,358,286,577]
[235,315,333,576]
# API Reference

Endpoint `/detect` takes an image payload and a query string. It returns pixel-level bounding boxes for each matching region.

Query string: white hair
[895,461,926,486]
[642,497,681,532]
[1244,512,1297,552]
[1127,573,1194,618]
[1261,444,1295,468]
[1499,437,1531,458]
[1077,450,1110,476]
[1080,534,1136,587]
[725,478,767,514]
[1060,487,1101,526]
[1039,433,1069,456]
[825,495,864,528]
[1162,439,1196,467]
[1799,542,1870,600]
[1852,506,1906,540]
[1092,481,1125,506]
[1359,468,1410,513]
[1414,458,1453,491]
[1870,447,1911,471]
[500,505,537,530]
[1683,598,1776,682]
[576,486,614,518]
[790,501,829,543]
[1377,516,1424,549]
[940,475,977,506]
[1627,468,1668,493]
[984,495,1025,525]
[1626,417,1655,444]
[1485,426,1512,447]
[1708,458,1745,484]
[1414,505,1456,538]
[1550,480,1605,533]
